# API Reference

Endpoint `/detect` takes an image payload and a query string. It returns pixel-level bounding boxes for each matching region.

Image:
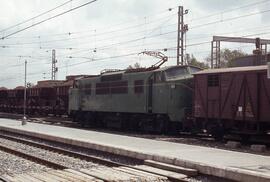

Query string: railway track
[0,143,67,170]
[0,131,198,182]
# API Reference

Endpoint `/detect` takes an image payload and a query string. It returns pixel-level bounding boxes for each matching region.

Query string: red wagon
[193,65,270,136]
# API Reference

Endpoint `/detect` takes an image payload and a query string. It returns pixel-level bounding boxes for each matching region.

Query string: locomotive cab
[165,66,199,117]
[150,65,201,132]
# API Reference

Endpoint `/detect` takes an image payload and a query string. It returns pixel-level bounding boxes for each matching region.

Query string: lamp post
[22,60,27,125]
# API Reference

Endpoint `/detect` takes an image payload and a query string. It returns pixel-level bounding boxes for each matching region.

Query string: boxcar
[193,65,270,136]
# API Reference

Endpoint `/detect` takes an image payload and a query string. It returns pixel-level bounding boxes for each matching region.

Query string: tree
[127,62,143,70]
[185,54,209,69]
[205,48,248,68]
[26,82,35,88]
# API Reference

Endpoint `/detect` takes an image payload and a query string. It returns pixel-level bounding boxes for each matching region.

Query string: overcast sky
[0,0,269,88]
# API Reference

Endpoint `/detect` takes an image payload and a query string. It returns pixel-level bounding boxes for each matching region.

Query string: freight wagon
[193,65,270,138]
[0,77,81,116]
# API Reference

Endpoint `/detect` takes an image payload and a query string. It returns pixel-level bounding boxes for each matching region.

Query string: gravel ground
[1,131,142,166]
[0,133,235,182]
[0,150,49,176]
[0,138,101,170]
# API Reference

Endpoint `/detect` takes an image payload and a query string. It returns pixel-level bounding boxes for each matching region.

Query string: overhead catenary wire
[2,6,178,40]
[2,27,270,70]
[2,6,270,50]
[1,2,270,85]
[0,0,74,33]
[1,0,98,39]
[188,0,270,22]
[0,16,177,46]
[189,8,270,30]
[1,0,268,42]
[2,3,269,50]
[2,22,270,61]
[2,0,268,41]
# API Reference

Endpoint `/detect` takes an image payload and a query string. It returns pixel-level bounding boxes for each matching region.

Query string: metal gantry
[176,6,188,66]
[211,36,270,68]
[51,49,58,80]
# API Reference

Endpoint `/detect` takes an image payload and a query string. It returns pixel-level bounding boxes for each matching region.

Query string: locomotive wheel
[155,116,169,134]
[82,113,93,127]
[168,122,181,135]
[74,112,82,123]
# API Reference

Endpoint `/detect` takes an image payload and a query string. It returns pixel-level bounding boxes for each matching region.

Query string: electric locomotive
[69,64,201,133]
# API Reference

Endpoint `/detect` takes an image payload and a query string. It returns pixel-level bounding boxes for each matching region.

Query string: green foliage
[205,48,248,68]
[222,49,248,67]
[185,54,209,69]
[127,62,142,69]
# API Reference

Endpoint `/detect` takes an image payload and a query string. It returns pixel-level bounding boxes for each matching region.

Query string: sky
[0,0,269,88]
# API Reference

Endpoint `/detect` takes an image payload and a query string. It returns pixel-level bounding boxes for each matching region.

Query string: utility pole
[22,60,27,125]
[52,49,58,80]
[176,6,188,65]
[254,38,262,66]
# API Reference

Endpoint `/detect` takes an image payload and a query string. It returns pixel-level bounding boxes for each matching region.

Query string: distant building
[231,53,270,67]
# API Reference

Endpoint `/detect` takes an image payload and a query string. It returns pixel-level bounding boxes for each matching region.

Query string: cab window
[188,67,201,74]
[165,67,188,79]
[154,71,165,82]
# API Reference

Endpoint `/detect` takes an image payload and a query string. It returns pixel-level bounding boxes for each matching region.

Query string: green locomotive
[69,65,200,133]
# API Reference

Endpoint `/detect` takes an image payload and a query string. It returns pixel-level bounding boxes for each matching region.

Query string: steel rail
[0,133,131,167]
[0,132,191,182]
[0,143,67,170]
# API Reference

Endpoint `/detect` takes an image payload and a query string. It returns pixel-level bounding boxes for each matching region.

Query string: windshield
[165,67,188,79]
[188,67,201,74]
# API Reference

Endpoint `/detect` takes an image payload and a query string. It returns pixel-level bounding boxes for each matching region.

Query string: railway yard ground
[0,117,269,182]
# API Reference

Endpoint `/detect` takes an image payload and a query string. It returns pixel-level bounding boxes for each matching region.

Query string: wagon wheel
[206,121,224,141]
[84,112,96,128]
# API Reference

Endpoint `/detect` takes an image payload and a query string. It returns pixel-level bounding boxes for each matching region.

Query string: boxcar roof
[194,65,268,75]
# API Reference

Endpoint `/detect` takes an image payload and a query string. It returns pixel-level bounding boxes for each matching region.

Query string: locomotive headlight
[171,84,176,89]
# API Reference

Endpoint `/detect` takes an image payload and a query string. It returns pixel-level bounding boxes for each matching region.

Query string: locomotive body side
[79,71,151,114]
[69,65,198,133]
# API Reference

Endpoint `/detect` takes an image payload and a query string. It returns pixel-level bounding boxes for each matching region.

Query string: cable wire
[1,0,98,39]
[0,0,74,33]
